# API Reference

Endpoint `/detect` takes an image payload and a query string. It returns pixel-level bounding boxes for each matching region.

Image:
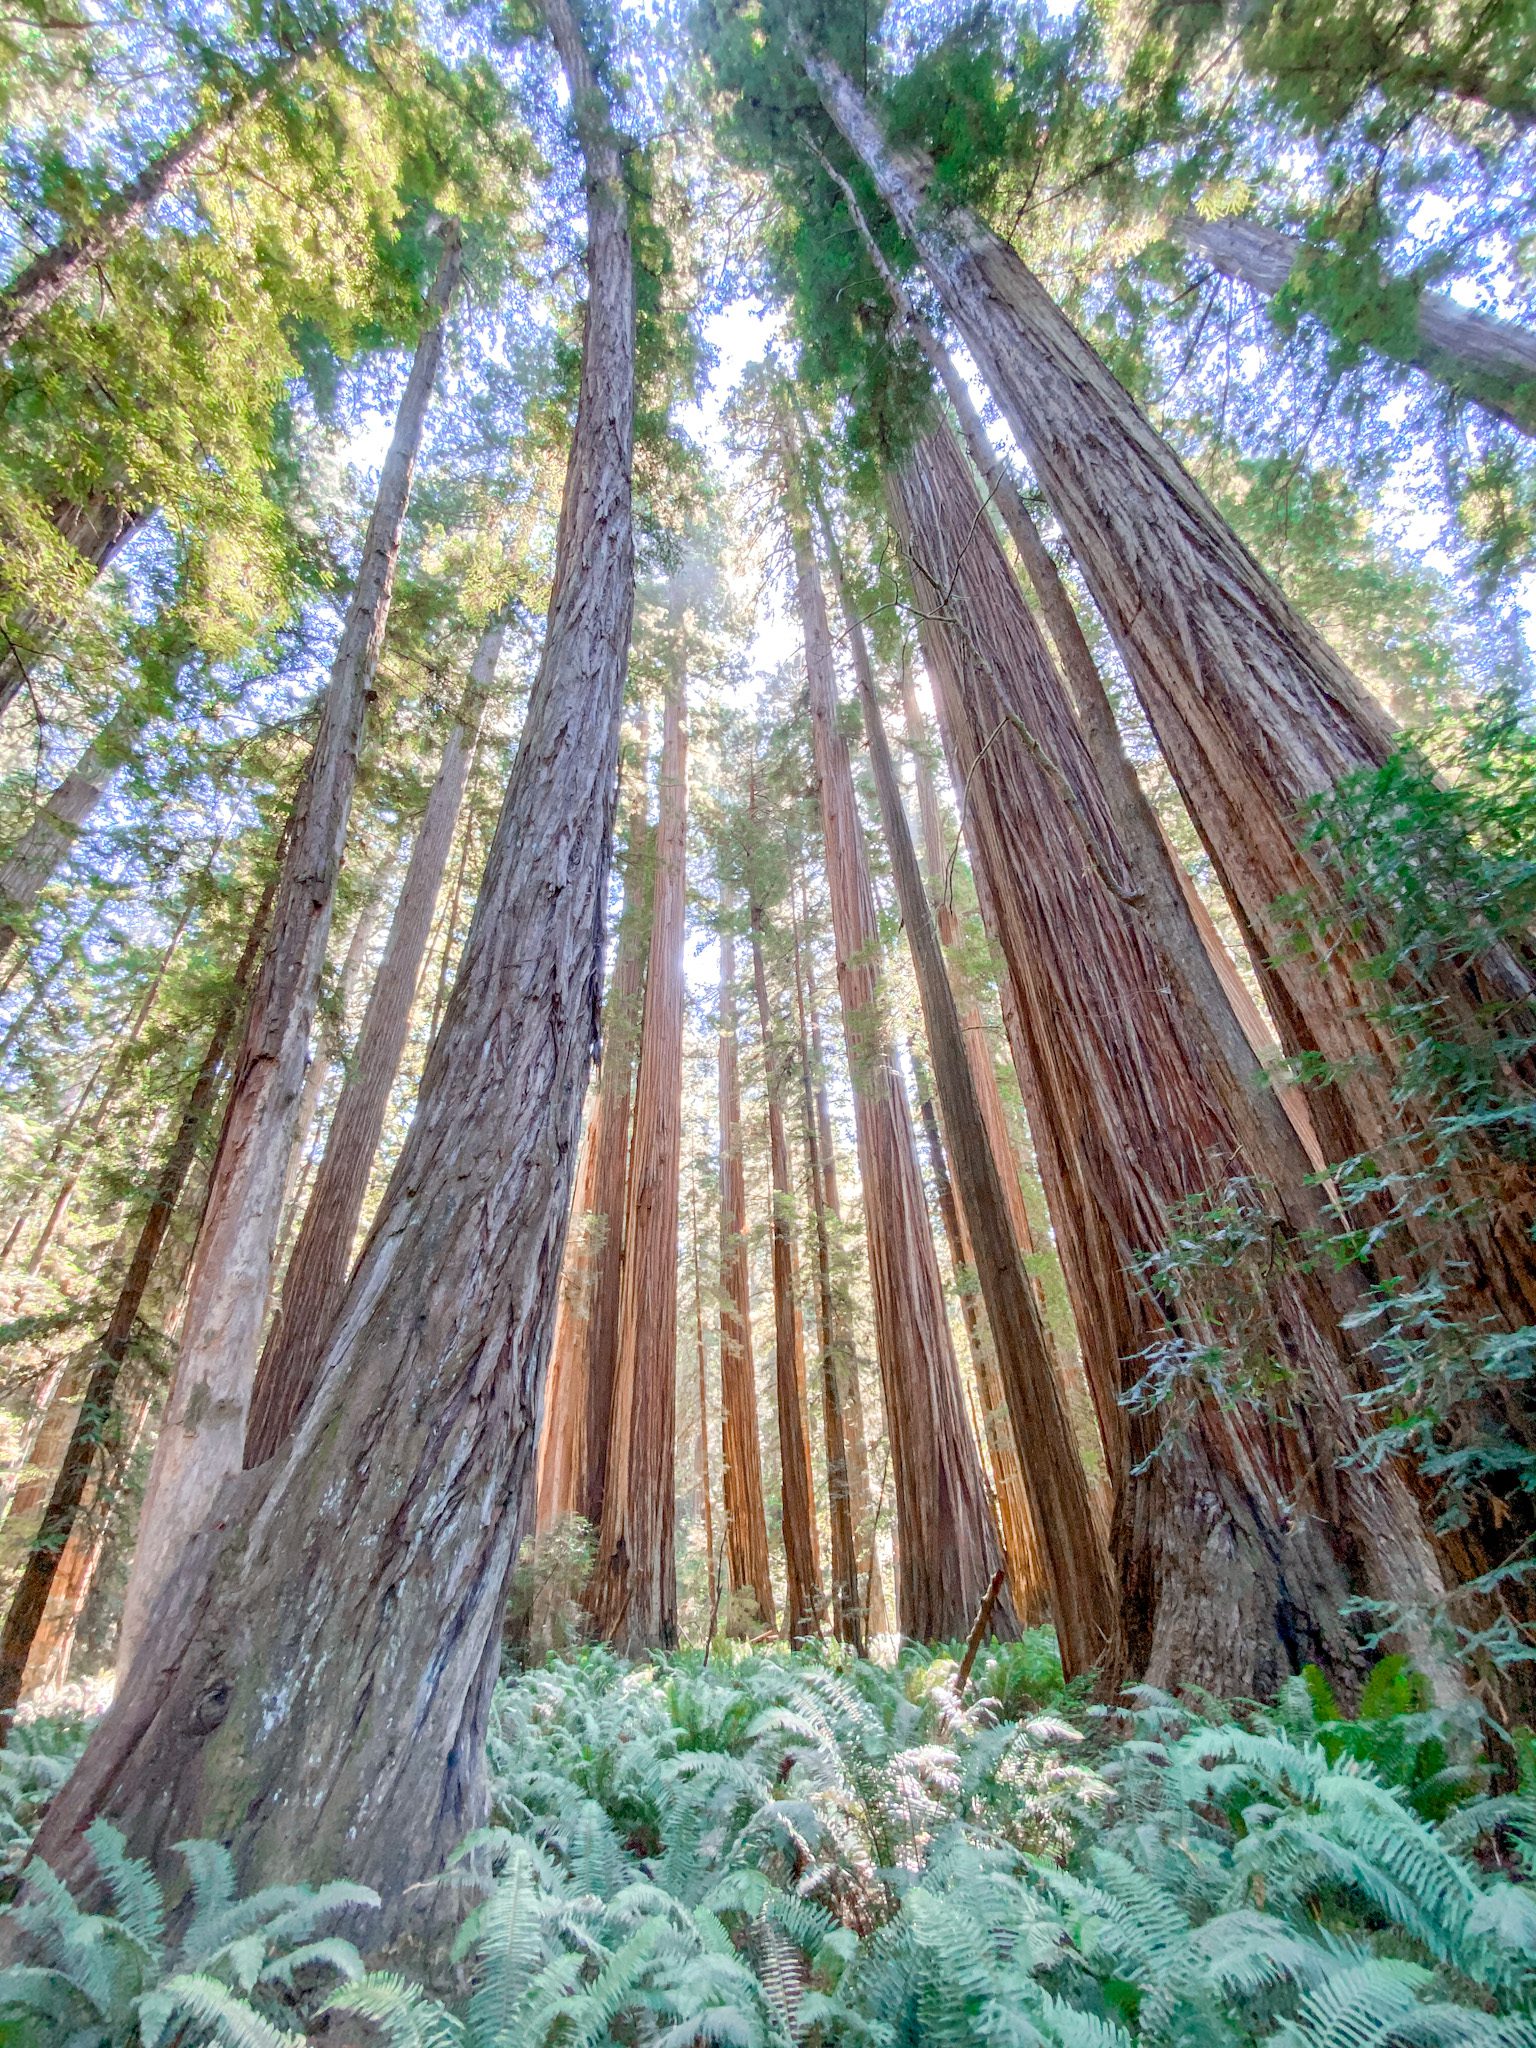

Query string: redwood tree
[114,224,464,1674]
[26,0,635,1929]
[590,665,689,1654]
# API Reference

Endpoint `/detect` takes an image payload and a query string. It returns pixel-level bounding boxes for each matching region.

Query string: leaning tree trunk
[0,887,272,1737]
[1173,211,1536,438]
[802,49,1536,1387]
[245,625,502,1466]
[24,0,634,1932]
[0,496,147,723]
[590,670,688,1655]
[715,908,777,1632]
[0,694,160,961]
[748,895,822,1644]
[113,226,463,1675]
[0,34,330,354]
[784,451,1012,1645]
[819,507,1114,1676]
[887,417,1454,1701]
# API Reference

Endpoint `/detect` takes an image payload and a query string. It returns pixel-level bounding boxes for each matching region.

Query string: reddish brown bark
[888,418,1451,1700]
[590,671,688,1653]
[804,49,1536,1406]
[24,0,634,1929]
[690,1180,718,1612]
[784,454,1011,1644]
[245,625,502,1466]
[748,896,822,1643]
[715,907,776,1632]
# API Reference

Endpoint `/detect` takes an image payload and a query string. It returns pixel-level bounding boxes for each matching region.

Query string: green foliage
[0,1710,88,1879]
[6,1650,1533,2043]
[0,1821,375,2046]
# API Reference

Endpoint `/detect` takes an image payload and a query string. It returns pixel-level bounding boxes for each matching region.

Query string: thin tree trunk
[797,883,890,1639]
[0,498,147,723]
[819,505,1113,1674]
[802,53,1536,1405]
[590,668,688,1654]
[25,0,634,1930]
[748,890,822,1643]
[535,1104,598,1533]
[784,444,1012,1645]
[790,906,864,1652]
[114,227,462,1673]
[0,889,272,1736]
[1173,211,1536,438]
[0,698,153,962]
[0,35,332,354]
[887,417,1454,1700]
[246,627,502,1465]
[910,1055,1048,1626]
[543,712,652,1533]
[690,1179,718,1614]
[715,906,776,1632]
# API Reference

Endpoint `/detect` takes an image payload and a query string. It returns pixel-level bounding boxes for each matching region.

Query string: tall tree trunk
[910,1055,1048,1627]
[790,908,864,1652]
[590,670,688,1654]
[0,497,147,723]
[539,712,652,1533]
[25,0,633,1929]
[715,908,776,1632]
[887,416,1453,1700]
[819,505,1113,1674]
[0,888,272,1737]
[1173,211,1536,438]
[246,627,502,1465]
[690,1180,718,1613]
[748,893,822,1643]
[0,34,332,353]
[801,53,1536,1400]
[114,227,463,1673]
[796,883,890,1638]
[0,697,154,962]
[784,448,1012,1645]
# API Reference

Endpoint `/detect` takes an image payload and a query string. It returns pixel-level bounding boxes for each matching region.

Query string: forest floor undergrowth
[2,1635,1535,2045]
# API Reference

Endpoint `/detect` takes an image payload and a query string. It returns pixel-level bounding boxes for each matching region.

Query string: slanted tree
[114,225,464,1672]
[888,411,1453,1698]
[778,419,1012,1644]
[245,622,503,1465]
[26,0,635,1930]
[590,660,688,1654]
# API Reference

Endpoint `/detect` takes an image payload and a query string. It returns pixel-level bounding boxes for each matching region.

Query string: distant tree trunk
[245,626,502,1465]
[909,1056,1048,1625]
[887,416,1453,1700]
[0,497,147,723]
[803,52,1536,1438]
[0,35,330,354]
[539,712,651,1534]
[0,698,154,962]
[796,886,890,1639]
[0,888,271,1737]
[818,505,1113,1674]
[690,1180,718,1613]
[715,907,776,1632]
[25,0,634,1930]
[590,669,688,1654]
[748,892,822,1643]
[784,451,1012,1645]
[1173,211,1536,438]
[114,226,463,1674]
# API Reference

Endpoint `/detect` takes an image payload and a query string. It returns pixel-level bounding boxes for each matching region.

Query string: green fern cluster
[1,1712,89,1881]
[3,1648,1534,2047]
